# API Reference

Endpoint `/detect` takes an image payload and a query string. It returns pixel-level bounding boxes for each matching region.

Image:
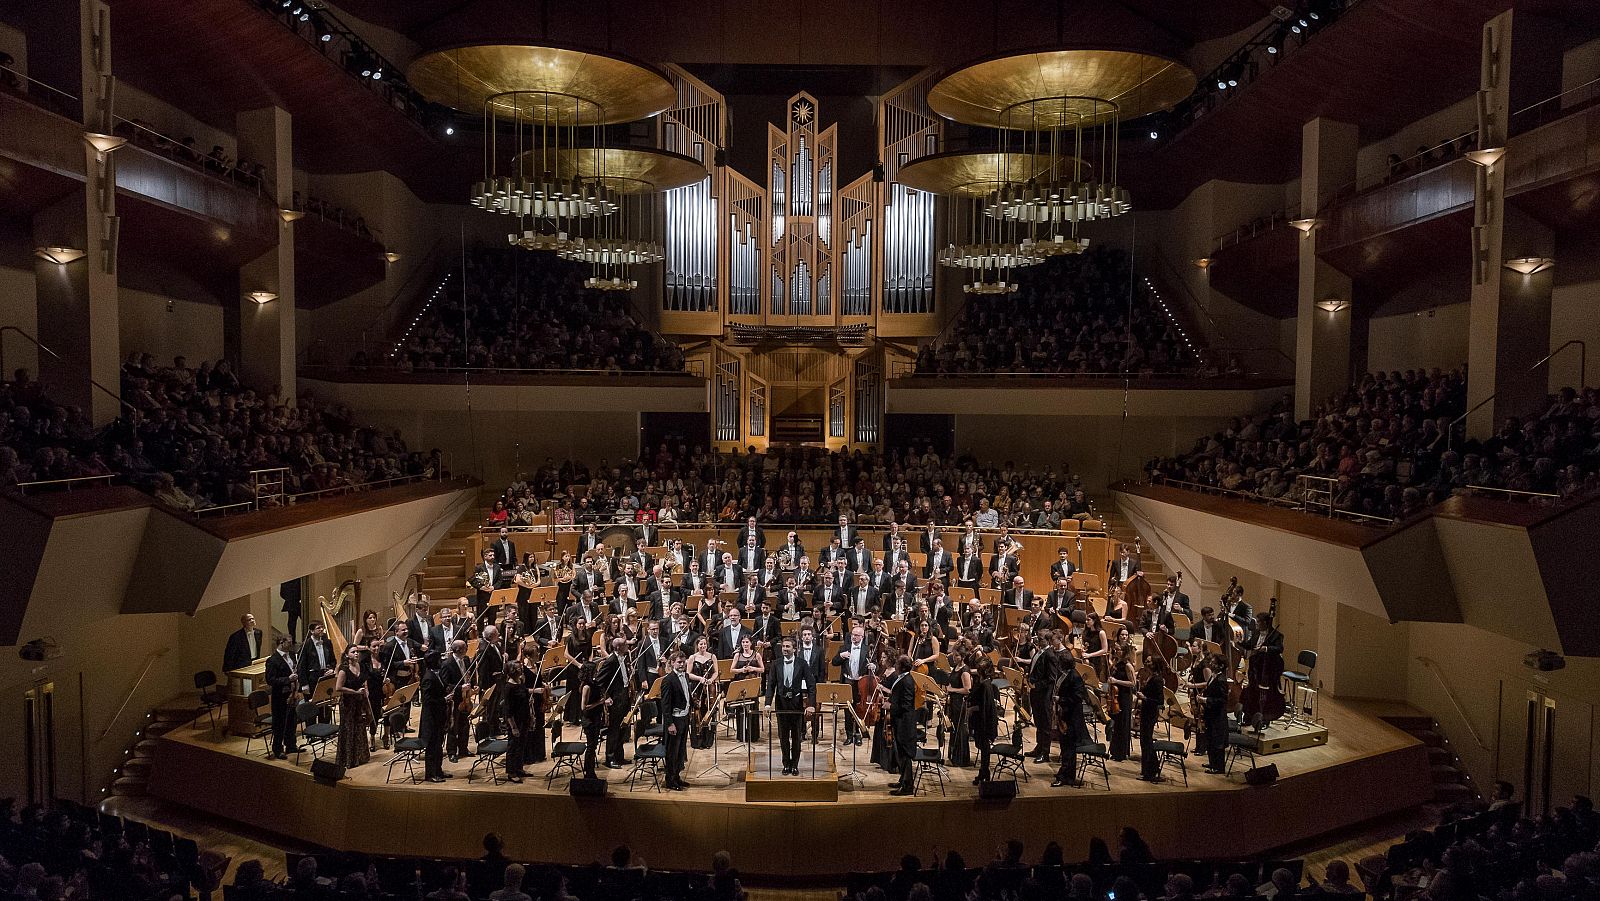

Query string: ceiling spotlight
[34,246,86,265]
[1267,45,1279,54]
[1309,10,1320,19]
[371,68,383,80]
[445,125,455,136]
[1217,79,1228,90]
[278,208,305,223]
[1298,18,1309,27]
[1291,23,1302,33]
[1149,129,1159,139]
[84,131,127,155]
[1227,77,1239,87]
[1193,258,1213,270]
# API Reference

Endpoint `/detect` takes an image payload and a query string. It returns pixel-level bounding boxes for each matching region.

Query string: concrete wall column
[1466,10,1554,436]
[235,107,296,401]
[1294,118,1359,419]
[28,0,121,426]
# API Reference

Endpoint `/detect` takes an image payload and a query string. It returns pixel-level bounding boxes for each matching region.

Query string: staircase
[105,700,203,800]
[1088,496,1168,585]
[418,488,500,602]
[1380,714,1480,806]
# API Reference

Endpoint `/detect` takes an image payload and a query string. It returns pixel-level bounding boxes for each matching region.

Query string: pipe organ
[659,73,944,450]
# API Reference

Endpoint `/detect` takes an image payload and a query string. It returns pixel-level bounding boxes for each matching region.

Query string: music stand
[780,621,801,637]
[816,682,864,783]
[948,586,977,604]
[724,677,762,753]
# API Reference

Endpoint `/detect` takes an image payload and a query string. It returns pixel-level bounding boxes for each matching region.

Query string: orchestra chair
[625,740,666,792]
[546,740,588,787]
[468,731,510,785]
[988,729,1031,782]
[1225,731,1258,776]
[1081,519,1103,533]
[1074,741,1112,790]
[911,744,947,797]
[294,702,339,764]
[379,682,419,747]
[1059,520,1079,533]
[1151,738,1189,786]
[634,677,666,748]
[193,671,228,731]
[241,690,273,757]
[1281,650,1318,725]
[386,736,425,784]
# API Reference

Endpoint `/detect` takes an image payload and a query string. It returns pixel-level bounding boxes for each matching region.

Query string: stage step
[1379,716,1480,805]
[1430,764,1465,784]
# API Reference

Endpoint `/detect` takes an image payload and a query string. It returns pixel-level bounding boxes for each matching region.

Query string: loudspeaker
[713,147,727,168]
[1244,763,1279,786]
[569,777,608,797]
[978,779,1017,801]
[310,759,346,784]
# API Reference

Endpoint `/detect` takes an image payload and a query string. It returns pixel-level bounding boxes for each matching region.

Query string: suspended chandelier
[408,44,689,289]
[907,48,1194,295]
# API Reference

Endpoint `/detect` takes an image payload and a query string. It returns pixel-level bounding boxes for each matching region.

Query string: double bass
[1238,598,1286,728]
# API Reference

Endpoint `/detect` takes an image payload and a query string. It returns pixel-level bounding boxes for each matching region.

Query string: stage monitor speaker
[978,779,1017,801]
[569,776,608,797]
[311,759,346,784]
[1244,763,1279,786]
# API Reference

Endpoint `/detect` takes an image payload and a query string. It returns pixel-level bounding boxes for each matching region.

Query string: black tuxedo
[714,623,748,660]
[737,546,766,572]
[1108,555,1140,585]
[1052,664,1091,781]
[818,545,845,568]
[1003,587,1035,610]
[384,636,421,681]
[1191,618,1232,654]
[715,564,743,592]
[1045,589,1075,612]
[1026,646,1059,757]
[636,524,660,548]
[881,591,913,620]
[883,548,909,573]
[680,570,709,596]
[223,627,263,674]
[430,620,468,652]
[778,541,805,565]
[405,614,433,650]
[490,537,517,568]
[919,530,941,554]
[833,525,859,548]
[972,676,1001,781]
[297,637,335,692]
[881,532,905,552]
[846,547,873,573]
[869,570,895,596]
[764,656,816,770]
[989,553,1020,586]
[924,548,953,579]
[264,650,299,755]
[956,554,984,587]
[847,585,880,616]
[1050,559,1078,582]
[736,584,766,615]
[472,563,505,611]
[659,669,692,786]
[576,532,602,559]
[812,583,842,614]
[736,526,766,548]
[594,652,632,765]
[888,672,918,790]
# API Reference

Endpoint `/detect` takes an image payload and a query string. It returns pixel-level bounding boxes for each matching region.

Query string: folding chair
[194,671,227,731]
[295,702,338,764]
[1074,742,1111,790]
[546,740,587,787]
[241,690,273,757]
[386,737,425,784]
[912,746,947,796]
[626,741,666,792]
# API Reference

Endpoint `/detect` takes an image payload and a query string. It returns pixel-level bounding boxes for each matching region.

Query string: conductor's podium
[745,734,838,802]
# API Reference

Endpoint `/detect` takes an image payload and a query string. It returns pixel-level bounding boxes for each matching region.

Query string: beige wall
[1548,227,1600,390]
[118,287,225,364]
[954,412,1243,489]
[0,265,40,376]
[1368,303,1471,373]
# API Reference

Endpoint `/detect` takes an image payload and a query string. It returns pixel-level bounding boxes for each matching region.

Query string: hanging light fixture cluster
[906,48,1194,295]
[409,44,695,291]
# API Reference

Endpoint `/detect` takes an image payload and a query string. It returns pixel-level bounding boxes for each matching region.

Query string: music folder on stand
[816,682,864,784]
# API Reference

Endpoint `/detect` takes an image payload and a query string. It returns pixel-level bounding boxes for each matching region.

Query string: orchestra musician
[736,516,766,549]
[833,513,858,548]
[883,537,911,575]
[405,596,434,653]
[989,544,1021,590]
[681,560,709,598]
[575,523,602,559]
[595,637,633,769]
[264,636,301,759]
[971,656,1001,784]
[297,621,336,696]
[659,651,693,791]
[764,636,816,775]
[1024,629,1061,763]
[577,658,605,779]
[1002,574,1034,610]
[1138,657,1168,782]
[881,521,904,553]
[635,520,660,550]
[223,613,263,675]
[848,571,879,617]
[924,538,953,581]
[1108,543,1140,587]
[818,536,845,569]
[1201,654,1231,773]
[490,527,517,568]
[885,655,918,796]
[1106,645,1136,762]
[1051,654,1089,788]
[1050,547,1078,582]
[1045,577,1075,613]
[834,623,874,745]
[956,546,984,591]
[1191,606,1232,656]
[867,557,894,596]
[418,651,449,782]
[732,635,765,742]
[687,636,718,749]
[501,660,532,783]
[553,551,576,611]
[797,623,830,742]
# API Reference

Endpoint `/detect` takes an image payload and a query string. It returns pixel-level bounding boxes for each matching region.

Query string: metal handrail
[0,327,134,415]
[15,474,117,494]
[479,521,1109,537]
[1448,342,1584,447]
[113,114,271,198]
[891,366,1215,380]
[301,364,696,379]
[1144,473,1395,525]
[0,62,79,108]
[194,471,465,517]
[1213,210,1295,252]
[95,648,170,743]
[1509,74,1600,135]
[1459,484,1560,502]
[1415,655,1491,751]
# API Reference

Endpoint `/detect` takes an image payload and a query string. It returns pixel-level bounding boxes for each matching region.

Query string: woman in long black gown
[333,646,372,769]
[946,651,973,767]
[1106,645,1136,761]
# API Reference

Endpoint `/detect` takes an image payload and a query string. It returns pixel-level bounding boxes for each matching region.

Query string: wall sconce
[83,131,127,156]
[1289,218,1318,235]
[277,208,305,224]
[1502,257,1553,275]
[1464,147,1506,171]
[246,290,278,305]
[382,252,402,263]
[34,246,86,265]
[1192,258,1213,271]
[1317,297,1350,313]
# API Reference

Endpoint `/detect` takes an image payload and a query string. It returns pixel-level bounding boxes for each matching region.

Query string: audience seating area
[497,444,1094,528]
[33,797,1600,901]
[388,247,685,374]
[1146,369,1600,521]
[0,355,434,512]
[912,249,1194,377]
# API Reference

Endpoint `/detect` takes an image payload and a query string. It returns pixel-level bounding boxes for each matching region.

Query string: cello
[1238,598,1286,729]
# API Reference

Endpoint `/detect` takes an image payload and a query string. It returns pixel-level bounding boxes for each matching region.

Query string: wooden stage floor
[151,697,1431,878]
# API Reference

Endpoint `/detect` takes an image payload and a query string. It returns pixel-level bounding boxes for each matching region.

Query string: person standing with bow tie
[491,527,517,568]
[764,637,816,775]
[660,652,693,790]
[264,636,301,759]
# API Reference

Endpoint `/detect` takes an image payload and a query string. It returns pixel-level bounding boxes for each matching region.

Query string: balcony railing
[1146,473,1395,526]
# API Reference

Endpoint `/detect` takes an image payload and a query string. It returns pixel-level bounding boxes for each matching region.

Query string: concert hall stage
[149,698,1429,879]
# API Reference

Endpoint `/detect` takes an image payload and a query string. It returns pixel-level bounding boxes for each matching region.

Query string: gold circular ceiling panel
[512,146,707,194]
[408,44,676,125]
[896,150,1090,197]
[927,48,1195,128]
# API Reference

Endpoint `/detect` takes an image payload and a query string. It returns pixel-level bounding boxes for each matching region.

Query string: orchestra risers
[420,504,496,599]
[1087,498,1166,582]
[745,747,839,802]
